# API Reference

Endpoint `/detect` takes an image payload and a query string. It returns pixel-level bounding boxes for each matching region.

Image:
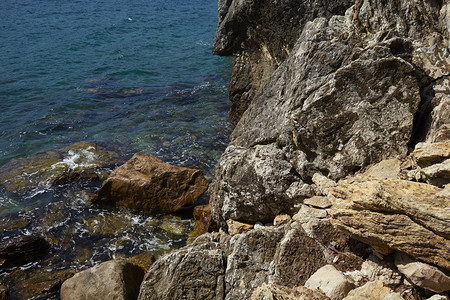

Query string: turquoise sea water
[0,0,231,296]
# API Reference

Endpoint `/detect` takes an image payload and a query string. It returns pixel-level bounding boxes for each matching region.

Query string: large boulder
[90,153,208,214]
[60,260,144,300]
[329,176,450,270]
[138,236,226,300]
[209,0,450,227]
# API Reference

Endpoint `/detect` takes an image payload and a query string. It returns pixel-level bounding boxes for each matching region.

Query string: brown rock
[273,214,292,226]
[60,260,144,300]
[304,196,332,209]
[364,158,402,179]
[126,253,155,273]
[342,281,402,300]
[0,236,50,269]
[330,176,450,270]
[413,141,450,168]
[0,284,9,300]
[227,219,254,236]
[251,283,329,300]
[188,204,218,244]
[90,153,208,214]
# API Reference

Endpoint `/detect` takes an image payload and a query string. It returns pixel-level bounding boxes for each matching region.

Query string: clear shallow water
[0,0,231,296]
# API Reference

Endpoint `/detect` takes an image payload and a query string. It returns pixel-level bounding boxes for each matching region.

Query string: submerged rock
[0,284,9,300]
[0,236,50,269]
[0,141,121,194]
[60,260,144,300]
[90,153,208,214]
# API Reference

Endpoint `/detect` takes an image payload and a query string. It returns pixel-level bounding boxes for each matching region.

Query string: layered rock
[329,176,450,270]
[0,236,50,269]
[210,0,450,226]
[90,153,208,214]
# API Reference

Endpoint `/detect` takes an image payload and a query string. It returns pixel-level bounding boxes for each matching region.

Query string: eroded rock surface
[329,176,450,270]
[90,153,208,214]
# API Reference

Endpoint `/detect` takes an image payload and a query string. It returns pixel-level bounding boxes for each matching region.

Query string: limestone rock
[304,196,332,209]
[0,236,50,269]
[60,260,144,300]
[351,255,402,287]
[422,159,450,187]
[330,176,450,270]
[304,264,354,300]
[364,158,402,179]
[273,214,292,226]
[342,281,401,300]
[138,238,225,300]
[90,153,208,214]
[413,141,450,168]
[250,283,328,300]
[395,252,450,293]
[227,219,254,236]
[425,77,450,143]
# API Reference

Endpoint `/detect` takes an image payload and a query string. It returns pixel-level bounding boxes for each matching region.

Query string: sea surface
[0,0,231,297]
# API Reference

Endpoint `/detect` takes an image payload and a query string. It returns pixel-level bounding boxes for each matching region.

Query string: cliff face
[210,0,450,226]
[138,0,450,299]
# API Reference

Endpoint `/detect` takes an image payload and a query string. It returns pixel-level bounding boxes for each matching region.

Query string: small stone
[273,214,291,226]
[426,295,448,300]
[188,204,216,244]
[395,252,450,293]
[126,253,155,273]
[305,264,355,300]
[293,205,327,222]
[227,220,254,236]
[312,173,337,196]
[304,196,332,209]
[343,281,401,300]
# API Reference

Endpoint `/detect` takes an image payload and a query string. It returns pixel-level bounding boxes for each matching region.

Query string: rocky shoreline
[1,0,449,299]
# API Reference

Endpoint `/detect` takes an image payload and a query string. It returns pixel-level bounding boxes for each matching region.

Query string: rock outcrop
[329,176,450,270]
[90,153,208,214]
[210,0,450,227]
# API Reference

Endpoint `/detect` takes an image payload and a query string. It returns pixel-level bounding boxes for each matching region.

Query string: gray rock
[422,159,450,187]
[395,252,450,293]
[364,159,402,179]
[304,196,332,209]
[60,260,144,300]
[250,283,328,300]
[138,237,226,300]
[304,264,354,300]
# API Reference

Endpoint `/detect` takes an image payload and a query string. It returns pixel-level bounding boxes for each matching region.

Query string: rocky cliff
[63,0,450,299]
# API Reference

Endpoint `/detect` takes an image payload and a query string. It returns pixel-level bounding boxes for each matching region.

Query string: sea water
[0,0,231,295]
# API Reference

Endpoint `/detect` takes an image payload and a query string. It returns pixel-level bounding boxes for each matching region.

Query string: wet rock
[342,281,402,300]
[126,253,155,273]
[0,215,31,232]
[160,218,188,238]
[6,268,74,300]
[0,236,50,269]
[226,219,254,236]
[305,264,354,300]
[90,153,208,214]
[138,237,225,300]
[329,176,450,270]
[395,252,450,293]
[0,141,121,194]
[188,204,218,244]
[0,284,9,300]
[61,260,144,300]
[250,283,328,300]
[213,0,354,125]
[303,196,332,209]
